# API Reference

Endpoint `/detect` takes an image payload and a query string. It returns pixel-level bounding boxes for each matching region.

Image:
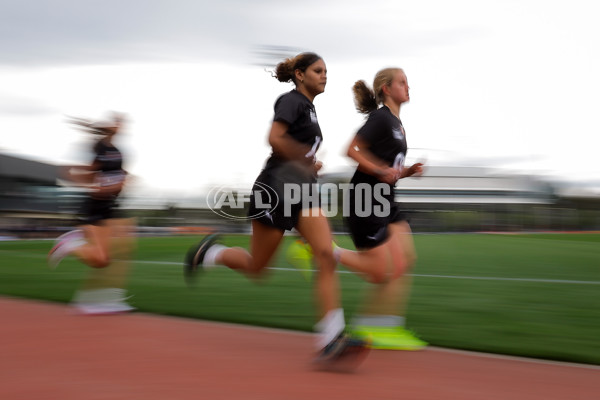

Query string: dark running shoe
[313,333,371,372]
[184,234,219,286]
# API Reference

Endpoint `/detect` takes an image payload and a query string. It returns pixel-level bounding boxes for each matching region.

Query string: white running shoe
[73,301,135,315]
[47,230,85,269]
[71,288,135,315]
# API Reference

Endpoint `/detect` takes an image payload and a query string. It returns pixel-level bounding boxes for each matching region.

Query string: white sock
[352,314,405,328]
[203,244,226,267]
[315,308,345,350]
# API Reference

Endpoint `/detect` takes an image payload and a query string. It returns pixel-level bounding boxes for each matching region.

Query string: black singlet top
[263,89,323,171]
[91,139,126,194]
[356,105,407,171]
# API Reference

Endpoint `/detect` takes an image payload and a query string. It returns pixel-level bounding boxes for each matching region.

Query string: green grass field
[1,233,599,365]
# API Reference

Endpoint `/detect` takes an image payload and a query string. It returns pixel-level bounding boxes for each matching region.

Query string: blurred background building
[1,152,599,238]
[0,153,64,237]
[320,167,599,233]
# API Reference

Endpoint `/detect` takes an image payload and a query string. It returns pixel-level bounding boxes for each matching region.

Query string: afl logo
[206,182,279,221]
[392,127,404,140]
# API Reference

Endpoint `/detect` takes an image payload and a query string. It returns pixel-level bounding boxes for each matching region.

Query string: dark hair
[274,52,323,84]
[67,112,125,135]
[352,68,403,114]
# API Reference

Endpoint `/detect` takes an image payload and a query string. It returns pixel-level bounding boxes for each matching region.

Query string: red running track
[0,297,598,400]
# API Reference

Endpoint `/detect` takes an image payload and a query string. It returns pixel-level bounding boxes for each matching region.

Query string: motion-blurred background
[1,0,599,237]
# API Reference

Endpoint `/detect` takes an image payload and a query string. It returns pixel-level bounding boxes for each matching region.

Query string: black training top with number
[264,89,323,171]
[92,139,126,198]
[356,105,407,173]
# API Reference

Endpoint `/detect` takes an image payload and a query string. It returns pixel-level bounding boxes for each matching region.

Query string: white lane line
[3,250,600,286]
[136,259,600,285]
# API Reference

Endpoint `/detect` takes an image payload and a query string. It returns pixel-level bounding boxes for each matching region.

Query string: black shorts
[248,161,319,231]
[78,197,123,225]
[345,173,409,249]
[346,202,408,249]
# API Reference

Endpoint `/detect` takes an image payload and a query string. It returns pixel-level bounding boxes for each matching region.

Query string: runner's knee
[368,267,389,284]
[313,246,336,272]
[90,253,110,268]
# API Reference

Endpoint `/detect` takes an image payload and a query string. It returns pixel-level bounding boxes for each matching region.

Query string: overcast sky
[1,0,599,200]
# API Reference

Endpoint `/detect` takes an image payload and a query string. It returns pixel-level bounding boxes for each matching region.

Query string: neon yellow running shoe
[351,325,428,350]
[285,239,313,281]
